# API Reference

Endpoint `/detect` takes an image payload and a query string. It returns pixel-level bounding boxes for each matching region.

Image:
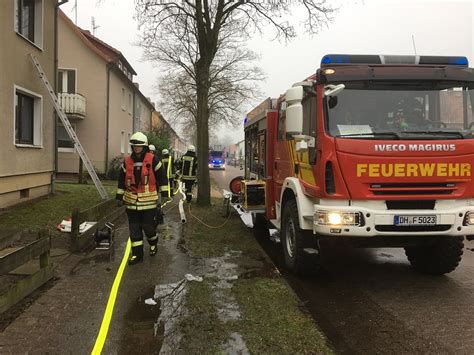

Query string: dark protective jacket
[116,152,169,210]
[162,154,175,179]
[179,151,197,180]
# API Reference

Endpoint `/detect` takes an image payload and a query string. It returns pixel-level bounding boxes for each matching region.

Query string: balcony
[59,93,86,119]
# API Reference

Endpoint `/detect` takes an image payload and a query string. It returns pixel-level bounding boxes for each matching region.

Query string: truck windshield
[210,151,223,158]
[325,81,474,139]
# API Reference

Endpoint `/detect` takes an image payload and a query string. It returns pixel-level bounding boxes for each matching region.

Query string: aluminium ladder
[30,54,109,199]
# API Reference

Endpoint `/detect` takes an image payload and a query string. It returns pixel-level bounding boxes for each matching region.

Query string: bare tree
[135,0,335,206]
[156,42,264,138]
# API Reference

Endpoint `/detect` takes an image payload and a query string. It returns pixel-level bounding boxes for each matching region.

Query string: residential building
[57,11,155,175]
[0,0,60,209]
[133,85,153,133]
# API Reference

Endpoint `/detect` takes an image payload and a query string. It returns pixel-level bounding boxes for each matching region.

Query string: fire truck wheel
[281,199,320,276]
[404,236,464,275]
[252,213,270,239]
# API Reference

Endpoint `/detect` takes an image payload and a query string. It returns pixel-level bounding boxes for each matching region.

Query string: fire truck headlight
[328,212,342,225]
[464,212,474,225]
[316,211,361,226]
[208,164,212,168]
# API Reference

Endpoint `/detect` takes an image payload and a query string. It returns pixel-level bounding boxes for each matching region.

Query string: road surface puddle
[120,287,164,354]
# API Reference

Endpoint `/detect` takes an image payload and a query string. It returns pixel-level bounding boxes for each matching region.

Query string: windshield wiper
[336,132,401,139]
[401,131,465,139]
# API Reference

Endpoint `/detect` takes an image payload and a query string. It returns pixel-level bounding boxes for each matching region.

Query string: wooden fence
[0,231,52,313]
[70,199,125,251]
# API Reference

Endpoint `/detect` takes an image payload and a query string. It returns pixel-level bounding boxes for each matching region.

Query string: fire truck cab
[243,54,474,276]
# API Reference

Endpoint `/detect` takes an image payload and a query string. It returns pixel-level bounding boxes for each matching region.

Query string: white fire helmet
[129,132,148,146]
[187,144,196,152]
[149,144,156,152]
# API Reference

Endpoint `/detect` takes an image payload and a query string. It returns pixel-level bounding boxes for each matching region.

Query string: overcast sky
[60,0,473,145]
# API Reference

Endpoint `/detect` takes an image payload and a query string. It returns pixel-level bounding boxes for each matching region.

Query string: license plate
[394,215,437,226]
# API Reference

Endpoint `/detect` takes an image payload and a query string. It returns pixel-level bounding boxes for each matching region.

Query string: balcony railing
[59,93,86,119]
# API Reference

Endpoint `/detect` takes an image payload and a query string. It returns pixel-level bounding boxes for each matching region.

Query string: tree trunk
[195,60,211,206]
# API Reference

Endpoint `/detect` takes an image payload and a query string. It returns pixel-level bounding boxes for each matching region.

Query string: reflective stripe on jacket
[123,152,158,210]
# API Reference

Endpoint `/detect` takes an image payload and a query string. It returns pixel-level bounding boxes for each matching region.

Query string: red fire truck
[241,54,474,276]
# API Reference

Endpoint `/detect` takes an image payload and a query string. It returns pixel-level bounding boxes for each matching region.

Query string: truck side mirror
[324,83,345,97]
[285,86,304,136]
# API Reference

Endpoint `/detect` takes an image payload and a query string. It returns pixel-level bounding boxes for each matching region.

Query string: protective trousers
[126,209,158,258]
[169,178,174,196]
[183,178,195,202]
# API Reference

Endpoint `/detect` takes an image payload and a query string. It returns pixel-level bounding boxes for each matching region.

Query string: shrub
[107,155,124,180]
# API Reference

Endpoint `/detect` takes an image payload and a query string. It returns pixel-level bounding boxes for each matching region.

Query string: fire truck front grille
[386,200,435,210]
[375,225,451,232]
[369,183,456,196]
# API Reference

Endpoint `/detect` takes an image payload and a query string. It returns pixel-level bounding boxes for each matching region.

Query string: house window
[58,123,75,150]
[277,101,286,141]
[58,69,76,94]
[127,133,131,153]
[128,93,132,115]
[120,131,125,154]
[15,87,42,146]
[15,0,43,47]
[121,88,126,111]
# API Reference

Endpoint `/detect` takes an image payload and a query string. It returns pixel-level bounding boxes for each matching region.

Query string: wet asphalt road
[212,165,474,354]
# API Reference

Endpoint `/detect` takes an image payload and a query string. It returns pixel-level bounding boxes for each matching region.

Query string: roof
[59,10,153,110]
[59,10,136,75]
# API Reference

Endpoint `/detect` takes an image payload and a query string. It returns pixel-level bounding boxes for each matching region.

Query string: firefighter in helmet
[116,132,169,265]
[149,144,156,156]
[178,145,197,202]
[161,148,176,198]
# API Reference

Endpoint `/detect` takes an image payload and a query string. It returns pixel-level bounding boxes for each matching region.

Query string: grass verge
[180,198,332,353]
[178,278,229,353]
[183,199,260,258]
[0,182,116,232]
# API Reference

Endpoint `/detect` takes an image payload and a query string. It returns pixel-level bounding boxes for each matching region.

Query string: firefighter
[116,132,169,265]
[178,145,198,202]
[161,148,175,198]
[149,144,156,156]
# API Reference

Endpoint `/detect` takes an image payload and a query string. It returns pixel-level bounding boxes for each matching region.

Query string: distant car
[208,150,226,170]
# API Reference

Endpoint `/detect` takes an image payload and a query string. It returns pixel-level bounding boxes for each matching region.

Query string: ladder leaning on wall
[30,54,109,200]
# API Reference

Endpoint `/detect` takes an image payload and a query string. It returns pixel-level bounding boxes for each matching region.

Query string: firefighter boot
[150,245,157,256]
[128,255,143,265]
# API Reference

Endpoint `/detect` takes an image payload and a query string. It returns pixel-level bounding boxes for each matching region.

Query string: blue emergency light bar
[321,54,469,67]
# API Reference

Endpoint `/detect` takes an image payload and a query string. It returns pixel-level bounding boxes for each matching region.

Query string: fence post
[39,231,50,269]
[71,208,80,249]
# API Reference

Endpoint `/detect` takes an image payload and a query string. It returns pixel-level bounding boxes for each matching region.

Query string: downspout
[53,0,69,192]
[133,89,136,132]
[105,63,111,174]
